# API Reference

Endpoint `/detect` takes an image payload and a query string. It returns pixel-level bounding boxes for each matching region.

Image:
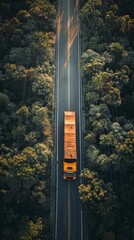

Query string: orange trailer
[63,111,77,180]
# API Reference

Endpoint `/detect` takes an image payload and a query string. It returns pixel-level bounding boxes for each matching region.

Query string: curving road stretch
[55,0,83,239]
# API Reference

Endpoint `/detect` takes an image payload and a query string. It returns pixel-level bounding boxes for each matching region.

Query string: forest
[0,0,134,240]
[79,0,134,239]
[0,0,56,239]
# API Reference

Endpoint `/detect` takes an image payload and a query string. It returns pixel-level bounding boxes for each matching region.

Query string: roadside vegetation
[0,0,56,239]
[79,0,134,239]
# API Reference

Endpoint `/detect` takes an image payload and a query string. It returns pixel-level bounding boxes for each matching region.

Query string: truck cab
[63,160,77,180]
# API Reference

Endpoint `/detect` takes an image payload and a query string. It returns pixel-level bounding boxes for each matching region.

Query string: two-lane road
[55,0,83,239]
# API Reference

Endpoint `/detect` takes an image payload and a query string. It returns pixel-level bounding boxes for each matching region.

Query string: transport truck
[63,111,77,180]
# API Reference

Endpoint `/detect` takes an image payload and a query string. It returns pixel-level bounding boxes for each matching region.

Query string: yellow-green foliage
[79,169,116,217]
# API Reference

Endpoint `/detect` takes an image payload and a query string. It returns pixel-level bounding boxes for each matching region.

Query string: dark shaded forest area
[0,0,134,240]
[79,0,134,239]
[0,0,56,239]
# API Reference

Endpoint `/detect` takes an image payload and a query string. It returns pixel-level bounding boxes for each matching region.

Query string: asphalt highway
[55,0,83,239]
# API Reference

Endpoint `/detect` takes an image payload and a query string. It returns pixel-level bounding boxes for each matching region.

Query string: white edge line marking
[55,0,60,239]
[77,1,83,240]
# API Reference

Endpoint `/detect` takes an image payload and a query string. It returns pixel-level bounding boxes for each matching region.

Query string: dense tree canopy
[0,0,56,239]
[79,0,134,239]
